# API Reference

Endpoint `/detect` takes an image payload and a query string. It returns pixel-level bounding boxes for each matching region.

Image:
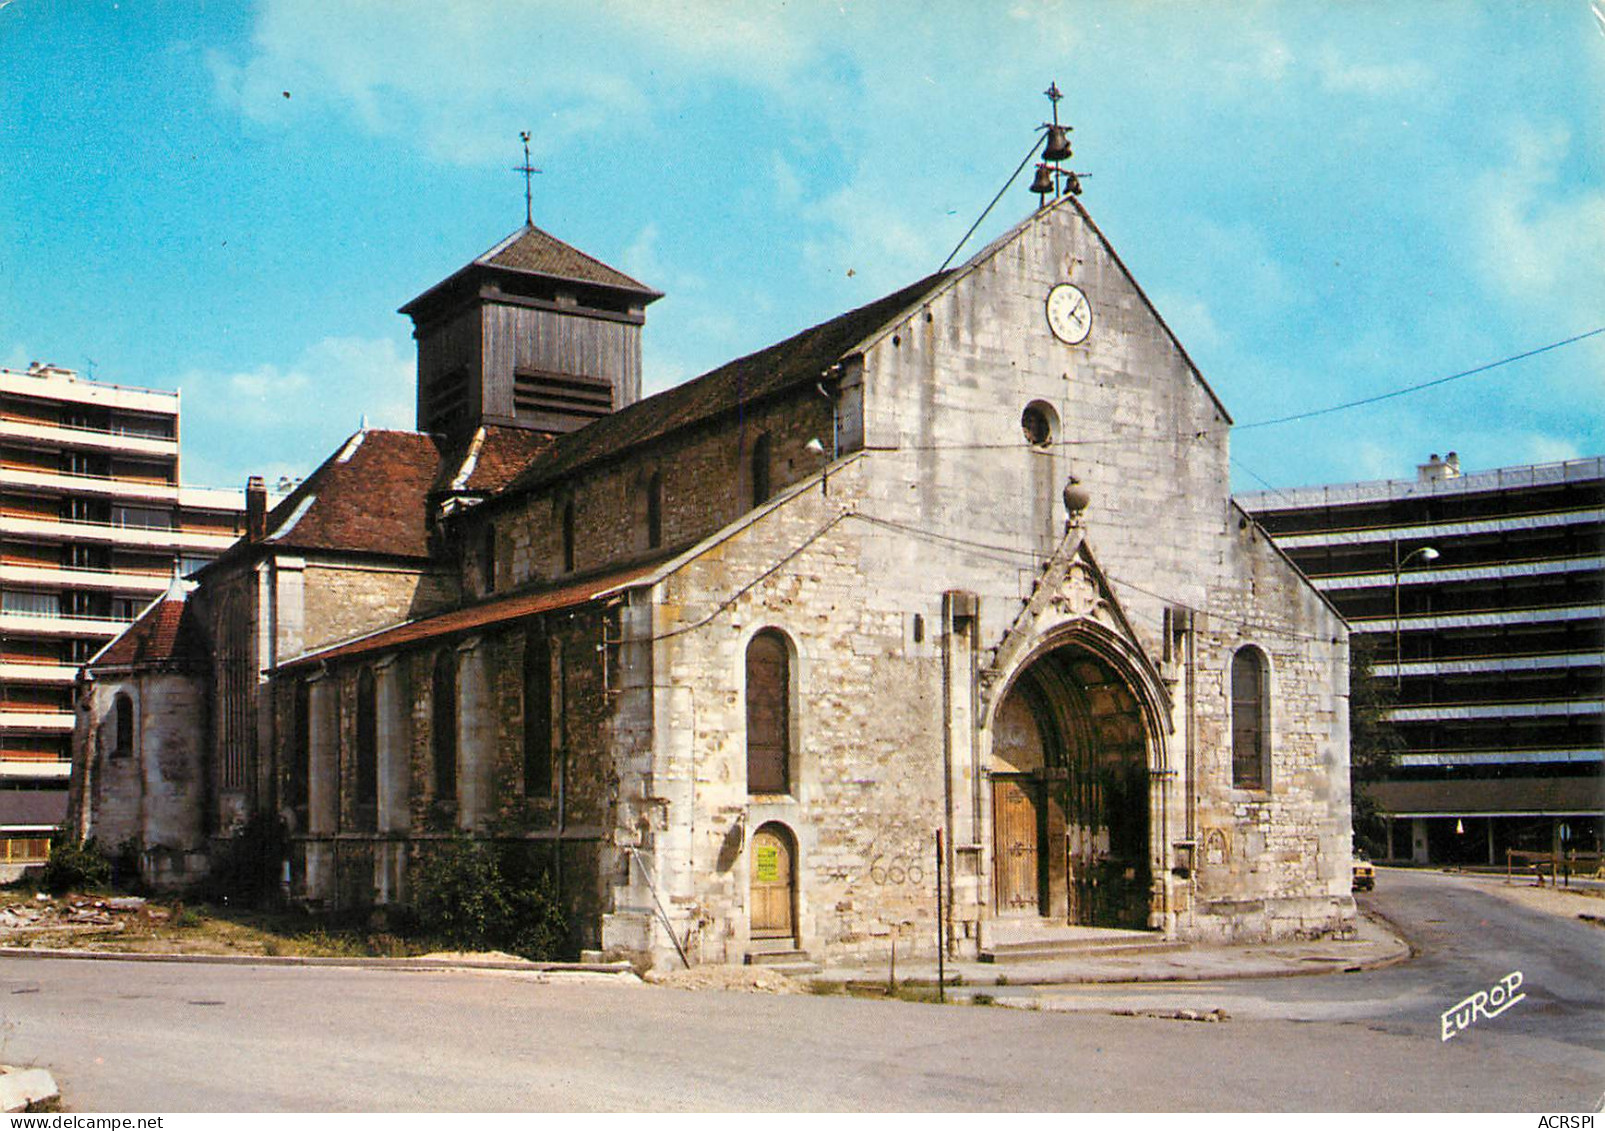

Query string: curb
[0,946,635,976]
[818,911,1414,990]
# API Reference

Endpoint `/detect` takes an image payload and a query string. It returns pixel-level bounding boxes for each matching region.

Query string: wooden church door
[750,825,795,940]
[993,777,1043,915]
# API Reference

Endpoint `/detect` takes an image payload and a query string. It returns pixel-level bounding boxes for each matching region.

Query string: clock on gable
[1046,282,1092,345]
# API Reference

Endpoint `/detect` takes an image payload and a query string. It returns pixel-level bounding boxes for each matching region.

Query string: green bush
[197,813,287,906]
[408,835,569,960]
[43,836,112,894]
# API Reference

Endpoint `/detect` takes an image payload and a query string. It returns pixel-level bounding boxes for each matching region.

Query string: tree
[1349,635,1404,856]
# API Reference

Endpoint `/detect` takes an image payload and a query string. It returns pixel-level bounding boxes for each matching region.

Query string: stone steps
[979,923,1181,964]
[745,946,822,976]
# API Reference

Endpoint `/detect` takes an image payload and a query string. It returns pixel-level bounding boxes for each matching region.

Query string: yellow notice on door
[755,844,779,883]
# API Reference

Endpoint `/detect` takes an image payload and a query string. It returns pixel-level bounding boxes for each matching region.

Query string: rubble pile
[0,894,163,942]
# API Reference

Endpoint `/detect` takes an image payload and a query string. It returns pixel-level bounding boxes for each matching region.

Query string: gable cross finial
[514,131,542,227]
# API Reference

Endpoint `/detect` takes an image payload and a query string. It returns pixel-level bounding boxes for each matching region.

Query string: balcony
[1383,699,1603,723]
[1372,652,1603,679]
[0,416,177,458]
[1269,506,1604,551]
[1348,603,1605,634]
[0,761,72,780]
[0,513,239,553]
[1315,555,1605,592]
[0,710,75,735]
[0,465,179,505]
[1397,747,1603,768]
[0,610,128,639]
[0,563,169,595]
[0,663,79,685]
[1236,456,1605,512]
[0,367,177,414]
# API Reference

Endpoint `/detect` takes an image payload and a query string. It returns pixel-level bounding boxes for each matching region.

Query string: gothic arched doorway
[991,639,1153,929]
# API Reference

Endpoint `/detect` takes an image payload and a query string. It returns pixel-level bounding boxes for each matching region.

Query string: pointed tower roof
[399,223,661,319]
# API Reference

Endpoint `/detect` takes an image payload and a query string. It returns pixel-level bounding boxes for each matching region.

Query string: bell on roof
[1043,124,1073,163]
[1030,163,1056,196]
[1061,170,1083,197]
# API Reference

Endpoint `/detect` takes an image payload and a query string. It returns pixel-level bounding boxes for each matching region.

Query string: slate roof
[254,429,445,561]
[496,269,953,500]
[1365,777,1605,817]
[280,561,658,671]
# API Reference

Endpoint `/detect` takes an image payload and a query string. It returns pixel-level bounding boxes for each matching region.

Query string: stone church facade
[72,195,1353,967]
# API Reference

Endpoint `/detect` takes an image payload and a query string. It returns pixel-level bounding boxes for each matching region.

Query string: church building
[71,188,1354,969]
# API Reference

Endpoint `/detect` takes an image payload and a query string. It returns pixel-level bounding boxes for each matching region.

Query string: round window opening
[1021,404,1054,449]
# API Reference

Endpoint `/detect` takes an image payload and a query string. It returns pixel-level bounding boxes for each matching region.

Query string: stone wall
[481,393,834,592]
[73,670,209,889]
[268,604,616,952]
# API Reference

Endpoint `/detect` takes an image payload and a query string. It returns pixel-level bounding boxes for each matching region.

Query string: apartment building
[1239,454,1604,866]
[0,363,247,869]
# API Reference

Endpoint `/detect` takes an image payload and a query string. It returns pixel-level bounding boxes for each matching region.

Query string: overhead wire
[939,134,1046,273]
[1234,326,1605,431]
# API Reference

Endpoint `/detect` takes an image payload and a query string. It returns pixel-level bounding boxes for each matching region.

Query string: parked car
[1352,849,1376,892]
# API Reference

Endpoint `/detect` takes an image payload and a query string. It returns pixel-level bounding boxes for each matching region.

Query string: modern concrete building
[1239,454,1604,866]
[0,362,248,869]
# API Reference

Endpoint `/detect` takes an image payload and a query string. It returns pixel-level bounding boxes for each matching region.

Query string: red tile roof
[433,425,557,497]
[280,562,659,670]
[92,595,206,670]
[257,429,445,560]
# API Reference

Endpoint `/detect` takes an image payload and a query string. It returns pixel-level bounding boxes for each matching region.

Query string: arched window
[745,629,791,794]
[215,593,251,789]
[751,434,772,508]
[111,693,134,758]
[1231,646,1269,789]
[646,472,663,550]
[523,629,554,798]
[561,500,576,573]
[432,650,457,800]
[355,667,378,823]
[291,679,311,811]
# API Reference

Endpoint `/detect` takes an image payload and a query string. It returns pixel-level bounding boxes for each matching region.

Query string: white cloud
[172,335,414,486]
[1314,48,1432,96]
[1469,121,1605,401]
[1475,123,1605,302]
[1153,294,1226,355]
[1523,434,1582,465]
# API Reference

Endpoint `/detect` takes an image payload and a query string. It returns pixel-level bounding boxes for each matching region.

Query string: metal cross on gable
[513,130,542,226]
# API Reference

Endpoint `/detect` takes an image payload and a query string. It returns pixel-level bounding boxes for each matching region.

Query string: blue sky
[2,1,1601,492]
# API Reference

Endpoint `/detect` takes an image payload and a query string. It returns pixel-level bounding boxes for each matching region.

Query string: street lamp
[1393,544,1440,687]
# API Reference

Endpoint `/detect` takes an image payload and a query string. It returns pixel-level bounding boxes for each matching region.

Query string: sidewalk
[811,909,1410,989]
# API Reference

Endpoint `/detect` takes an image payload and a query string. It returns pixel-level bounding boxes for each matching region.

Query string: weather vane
[1031,81,1086,203]
[513,131,542,226]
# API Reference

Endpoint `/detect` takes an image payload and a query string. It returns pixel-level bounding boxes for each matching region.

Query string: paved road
[1015,868,1604,1061]
[0,869,1600,1111]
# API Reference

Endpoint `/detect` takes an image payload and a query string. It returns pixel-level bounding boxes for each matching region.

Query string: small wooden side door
[994,777,1042,915]
[750,827,794,939]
